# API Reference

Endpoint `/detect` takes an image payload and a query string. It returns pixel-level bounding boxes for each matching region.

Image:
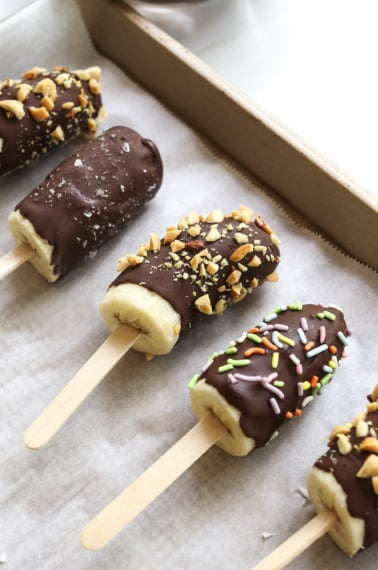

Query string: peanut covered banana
[8,126,163,281]
[307,384,378,557]
[0,66,105,176]
[100,206,280,356]
[189,303,349,456]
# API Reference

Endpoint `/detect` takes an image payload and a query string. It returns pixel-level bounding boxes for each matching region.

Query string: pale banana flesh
[190,379,255,456]
[307,466,365,556]
[8,210,58,282]
[99,283,182,355]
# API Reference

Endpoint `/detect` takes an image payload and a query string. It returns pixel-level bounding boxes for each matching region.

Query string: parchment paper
[1,1,377,569]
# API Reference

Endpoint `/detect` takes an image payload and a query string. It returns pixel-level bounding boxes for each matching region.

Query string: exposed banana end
[307,467,365,557]
[190,379,255,456]
[99,282,181,356]
[8,210,58,282]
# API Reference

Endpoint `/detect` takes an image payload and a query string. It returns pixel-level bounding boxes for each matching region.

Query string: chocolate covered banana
[8,125,163,281]
[307,384,378,557]
[189,303,349,456]
[100,206,280,356]
[0,66,105,176]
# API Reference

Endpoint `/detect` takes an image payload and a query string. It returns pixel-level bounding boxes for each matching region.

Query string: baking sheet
[1,1,377,568]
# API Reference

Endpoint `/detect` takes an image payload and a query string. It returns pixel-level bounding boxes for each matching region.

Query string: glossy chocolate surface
[16,125,163,278]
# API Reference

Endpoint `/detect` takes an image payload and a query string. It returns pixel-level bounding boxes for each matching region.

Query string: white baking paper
[0,1,377,569]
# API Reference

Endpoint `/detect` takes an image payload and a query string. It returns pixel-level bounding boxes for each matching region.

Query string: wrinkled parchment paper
[1,1,377,568]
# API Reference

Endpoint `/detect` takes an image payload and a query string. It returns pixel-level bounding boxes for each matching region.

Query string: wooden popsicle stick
[24,324,140,450]
[80,413,227,551]
[251,509,337,570]
[0,243,34,280]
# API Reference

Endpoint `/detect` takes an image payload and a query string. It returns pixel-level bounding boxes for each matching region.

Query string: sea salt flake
[74,158,83,167]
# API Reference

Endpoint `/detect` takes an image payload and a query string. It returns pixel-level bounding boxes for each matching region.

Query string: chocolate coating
[0,66,103,176]
[194,303,349,447]
[111,209,280,332]
[15,125,163,279]
[315,394,378,551]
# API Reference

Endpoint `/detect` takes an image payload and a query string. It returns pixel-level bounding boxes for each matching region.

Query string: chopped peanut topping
[372,384,378,402]
[16,83,33,102]
[215,298,226,315]
[87,117,97,136]
[195,294,213,315]
[248,255,261,268]
[357,454,378,478]
[227,269,241,285]
[163,228,182,244]
[234,232,249,245]
[170,240,186,253]
[137,243,149,257]
[360,437,378,454]
[0,99,25,119]
[89,78,101,94]
[149,232,161,252]
[34,78,57,101]
[41,96,54,111]
[117,254,144,272]
[336,434,352,455]
[50,126,65,141]
[355,420,370,438]
[207,261,219,276]
[22,66,46,80]
[29,105,49,121]
[185,211,200,225]
[230,244,254,262]
[352,410,367,426]
[265,271,279,282]
[205,226,221,242]
[372,476,378,495]
[329,424,351,441]
[78,92,88,108]
[232,205,254,223]
[205,209,224,223]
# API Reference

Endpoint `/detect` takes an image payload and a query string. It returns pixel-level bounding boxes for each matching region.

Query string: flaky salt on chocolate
[8,126,163,281]
[0,66,105,176]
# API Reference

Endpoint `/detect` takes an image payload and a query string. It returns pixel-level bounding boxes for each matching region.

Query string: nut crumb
[29,105,49,121]
[261,532,275,540]
[0,99,25,119]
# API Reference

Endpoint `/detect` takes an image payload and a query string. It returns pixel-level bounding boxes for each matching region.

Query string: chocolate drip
[111,211,280,332]
[315,403,378,551]
[196,304,349,447]
[0,66,103,175]
[15,125,163,278]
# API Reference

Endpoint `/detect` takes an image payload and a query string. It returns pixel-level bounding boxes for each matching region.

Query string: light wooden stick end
[24,324,140,450]
[251,509,337,570]
[0,243,34,280]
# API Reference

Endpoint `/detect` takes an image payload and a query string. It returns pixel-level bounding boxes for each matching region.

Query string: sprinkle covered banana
[189,303,349,456]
